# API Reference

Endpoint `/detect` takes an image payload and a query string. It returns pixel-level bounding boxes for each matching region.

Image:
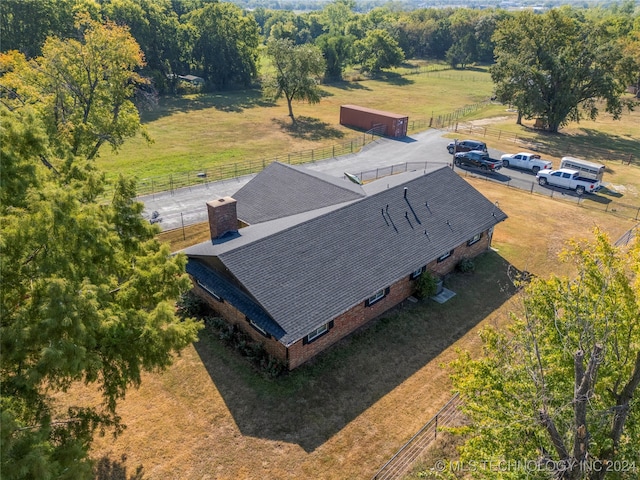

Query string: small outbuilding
[340,105,409,138]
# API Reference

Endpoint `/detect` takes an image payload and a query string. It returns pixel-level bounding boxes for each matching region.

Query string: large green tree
[315,33,355,80]
[491,8,635,133]
[0,0,77,58]
[354,28,404,74]
[449,230,640,480]
[101,0,185,93]
[262,37,325,124]
[1,14,149,160]
[0,17,201,479]
[186,2,260,89]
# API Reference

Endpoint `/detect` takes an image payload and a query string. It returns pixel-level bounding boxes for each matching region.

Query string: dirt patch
[466,115,512,126]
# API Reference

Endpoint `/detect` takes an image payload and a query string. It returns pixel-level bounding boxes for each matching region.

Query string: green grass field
[97,66,495,180]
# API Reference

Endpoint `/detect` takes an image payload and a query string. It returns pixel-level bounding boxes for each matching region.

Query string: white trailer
[560,156,605,182]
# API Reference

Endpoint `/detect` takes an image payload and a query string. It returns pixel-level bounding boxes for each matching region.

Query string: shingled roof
[233,162,365,225]
[185,166,507,346]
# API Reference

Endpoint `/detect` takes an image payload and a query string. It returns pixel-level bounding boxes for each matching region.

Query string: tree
[0,19,201,479]
[354,28,404,74]
[315,33,355,81]
[0,0,77,58]
[186,2,260,89]
[1,14,149,160]
[102,0,185,94]
[449,230,640,480]
[491,8,634,133]
[263,37,325,124]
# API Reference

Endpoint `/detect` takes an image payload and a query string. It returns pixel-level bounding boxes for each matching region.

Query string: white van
[560,157,605,182]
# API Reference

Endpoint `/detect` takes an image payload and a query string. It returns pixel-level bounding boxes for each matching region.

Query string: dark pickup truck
[454,150,502,172]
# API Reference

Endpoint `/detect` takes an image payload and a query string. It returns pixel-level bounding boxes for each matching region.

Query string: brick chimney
[207,197,238,240]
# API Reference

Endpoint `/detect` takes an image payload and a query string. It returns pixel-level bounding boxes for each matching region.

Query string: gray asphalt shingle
[233,162,365,225]
[186,166,507,346]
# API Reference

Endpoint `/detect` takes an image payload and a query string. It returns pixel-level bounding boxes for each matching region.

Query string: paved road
[139,129,584,231]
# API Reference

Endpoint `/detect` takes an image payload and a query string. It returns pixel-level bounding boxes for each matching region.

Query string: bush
[456,257,475,273]
[415,271,438,299]
[205,316,286,378]
[176,290,207,318]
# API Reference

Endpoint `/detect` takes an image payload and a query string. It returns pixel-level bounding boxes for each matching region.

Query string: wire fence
[122,94,636,199]
[453,167,640,221]
[440,121,637,166]
[371,393,463,480]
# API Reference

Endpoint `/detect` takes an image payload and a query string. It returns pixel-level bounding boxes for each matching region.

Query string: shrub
[456,257,475,273]
[176,290,207,318]
[415,271,438,299]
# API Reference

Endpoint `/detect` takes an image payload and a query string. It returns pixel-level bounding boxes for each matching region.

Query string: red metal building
[339,104,409,138]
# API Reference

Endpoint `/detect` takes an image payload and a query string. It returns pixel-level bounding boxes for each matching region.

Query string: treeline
[1,0,638,95]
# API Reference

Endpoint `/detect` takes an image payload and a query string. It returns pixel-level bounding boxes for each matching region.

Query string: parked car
[454,150,502,172]
[500,152,553,174]
[536,168,601,194]
[447,139,488,154]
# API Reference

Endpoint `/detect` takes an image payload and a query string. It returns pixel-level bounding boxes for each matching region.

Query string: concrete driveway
[139,129,577,231]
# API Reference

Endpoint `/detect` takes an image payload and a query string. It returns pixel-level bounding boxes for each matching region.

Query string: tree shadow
[369,71,414,86]
[325,80,372,91]
[93,455,144,480]
[273,116,345,141]
[515,126,640,162]
[140,90,276,123]
[193,251,517,453]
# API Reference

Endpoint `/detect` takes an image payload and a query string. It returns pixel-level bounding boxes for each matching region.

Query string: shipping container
[339,105,408,138]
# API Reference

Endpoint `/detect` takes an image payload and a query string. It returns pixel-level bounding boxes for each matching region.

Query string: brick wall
[191,228,493,370]
[191,280,287,361]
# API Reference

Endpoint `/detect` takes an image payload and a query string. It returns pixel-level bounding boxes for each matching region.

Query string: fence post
[636,207,639,221]
[434,414,438,440]
[530,182,534,194]
[181,213,185,241]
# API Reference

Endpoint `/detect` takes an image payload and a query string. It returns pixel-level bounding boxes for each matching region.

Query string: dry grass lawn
[65,177,637,480]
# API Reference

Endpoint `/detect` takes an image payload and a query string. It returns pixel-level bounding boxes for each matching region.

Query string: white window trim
[467,233,482,246]
[197,280,222,302]
[437,250,453,262]
[368,289,386,305]
[411,267,424,279]
[249,318,267,336]
[307,323,329,342]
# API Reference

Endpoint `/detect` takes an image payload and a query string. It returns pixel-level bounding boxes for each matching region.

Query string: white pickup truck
[500,152,553,174]
[536,168,601,194]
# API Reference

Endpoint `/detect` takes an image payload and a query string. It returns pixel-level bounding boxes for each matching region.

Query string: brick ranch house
[183,163,507,370]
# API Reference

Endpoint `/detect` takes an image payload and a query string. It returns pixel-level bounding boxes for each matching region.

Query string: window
[368,289,385,305]
[197,280,223,302]
[467,233,482,246]
[437,250,454,262]
[246,317,268,337]
[411,266,425,279]
[307,323,329,342]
